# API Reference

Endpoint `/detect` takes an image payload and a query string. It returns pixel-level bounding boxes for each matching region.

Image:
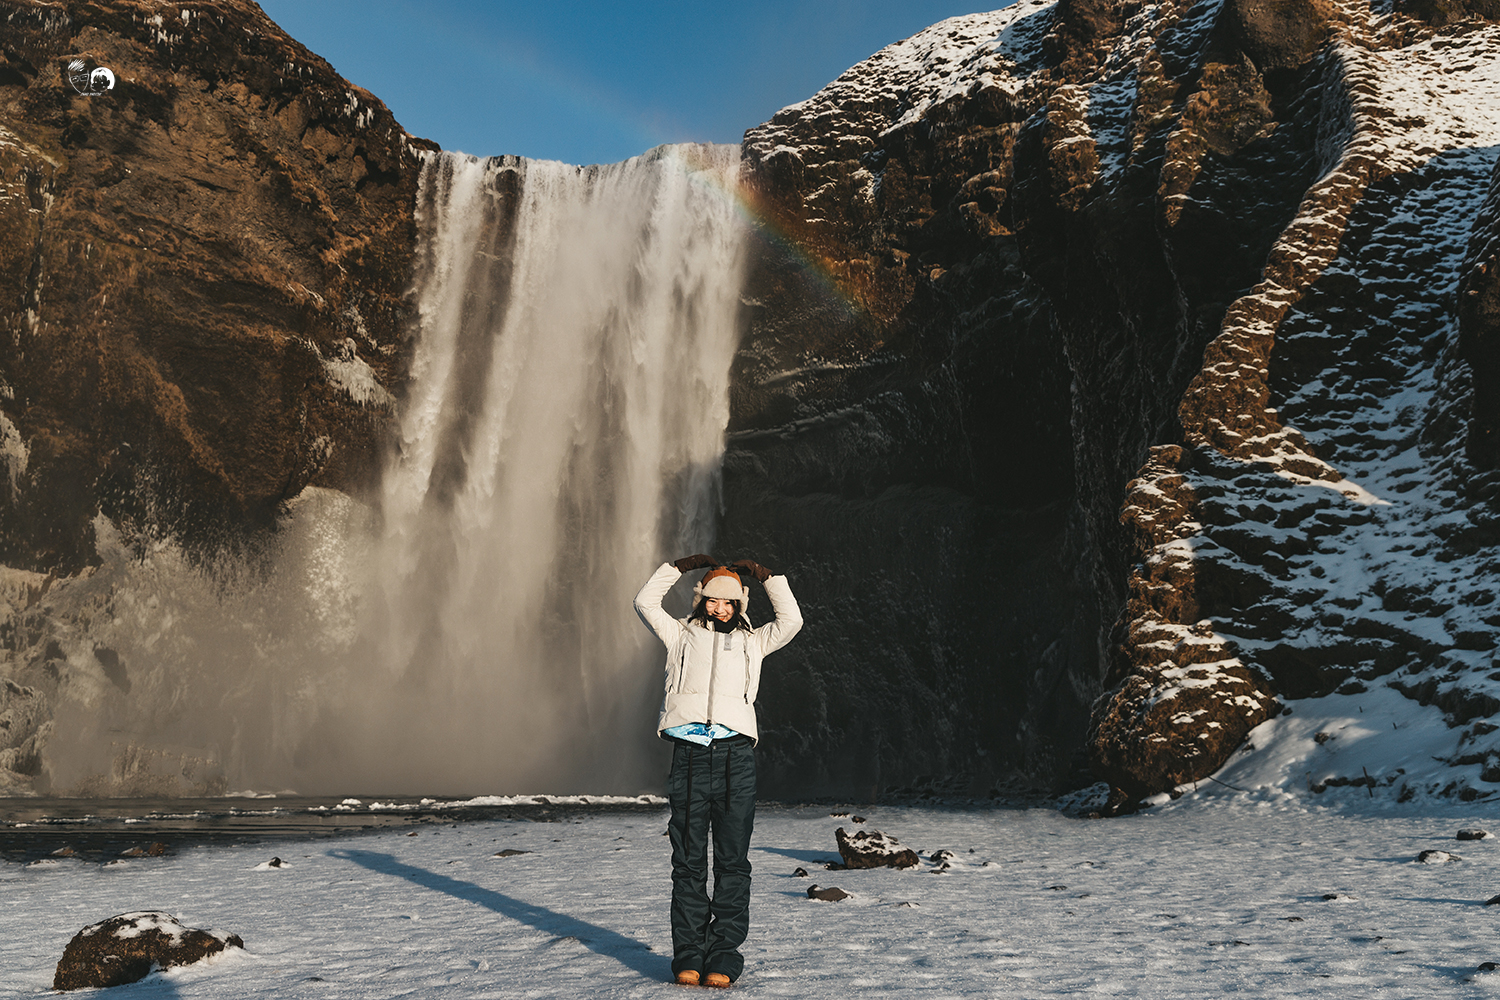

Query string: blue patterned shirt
[664,722,741,746]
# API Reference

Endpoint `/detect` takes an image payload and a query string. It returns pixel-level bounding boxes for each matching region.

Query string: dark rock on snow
[1458,829,1493,841]
[807,884,851,902]
[53,912,242,991]
[119,842,169,858]
[835,827,921,870]
[793,866,810,877]
[1417,850,1462,863]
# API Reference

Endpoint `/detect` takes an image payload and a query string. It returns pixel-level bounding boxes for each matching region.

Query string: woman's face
[705,598,736,622]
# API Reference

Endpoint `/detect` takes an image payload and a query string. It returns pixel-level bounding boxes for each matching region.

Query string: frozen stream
[4,797,1500,997]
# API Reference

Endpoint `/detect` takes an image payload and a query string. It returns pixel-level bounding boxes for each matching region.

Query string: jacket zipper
[707,627,718,724]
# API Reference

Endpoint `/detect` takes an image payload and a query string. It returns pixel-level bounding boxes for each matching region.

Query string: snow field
[4,803,1500,998]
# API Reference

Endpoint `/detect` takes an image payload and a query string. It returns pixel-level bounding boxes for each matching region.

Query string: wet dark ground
[0,797,666,863]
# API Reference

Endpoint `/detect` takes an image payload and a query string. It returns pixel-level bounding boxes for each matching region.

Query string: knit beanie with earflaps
[693,566,751,607]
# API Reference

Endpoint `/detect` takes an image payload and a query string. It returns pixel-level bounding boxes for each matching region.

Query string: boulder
[53,912,242,991]
[834,827,920,870]
[1458,829,1492,841]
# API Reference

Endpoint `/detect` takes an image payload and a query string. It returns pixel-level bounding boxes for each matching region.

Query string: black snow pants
[667,736,756,982]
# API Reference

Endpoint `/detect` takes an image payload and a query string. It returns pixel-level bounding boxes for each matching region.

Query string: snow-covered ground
[5,797,1500,998]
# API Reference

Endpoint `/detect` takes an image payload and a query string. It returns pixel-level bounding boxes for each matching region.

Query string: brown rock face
[1396,0,1500,27]
[1222,0,1336,73]
[1088,444,1279,801]
[53,911,242,990]
[0,0,429,573]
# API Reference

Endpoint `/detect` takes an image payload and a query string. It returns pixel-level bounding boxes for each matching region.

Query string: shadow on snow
[330,848,670,982]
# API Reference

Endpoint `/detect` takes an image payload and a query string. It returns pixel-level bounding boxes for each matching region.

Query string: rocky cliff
[0,0,425,575]
[726,0,1500,806]
[3,0,1500,804]
[0,0,427,792]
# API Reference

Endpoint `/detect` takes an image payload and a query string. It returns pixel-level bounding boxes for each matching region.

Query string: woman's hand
[730,559,772,583]
[673,553,716,573]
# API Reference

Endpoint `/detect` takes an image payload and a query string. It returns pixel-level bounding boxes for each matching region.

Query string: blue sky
[256,1,1003,165]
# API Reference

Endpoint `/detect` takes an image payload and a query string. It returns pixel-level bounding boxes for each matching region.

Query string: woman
[633,553,803,988]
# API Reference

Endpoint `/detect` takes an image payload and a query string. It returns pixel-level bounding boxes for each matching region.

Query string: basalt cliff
[3,0,1500,806]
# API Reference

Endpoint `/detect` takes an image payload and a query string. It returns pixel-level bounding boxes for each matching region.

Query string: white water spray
[314,146,747,792]
[24,145,748,796]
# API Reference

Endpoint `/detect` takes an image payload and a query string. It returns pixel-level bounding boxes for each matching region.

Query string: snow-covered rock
[52,912,243,991]
[835,827,921,869]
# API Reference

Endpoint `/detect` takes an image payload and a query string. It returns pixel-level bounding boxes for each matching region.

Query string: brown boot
[675,970,701,986]
[705,972,732,988]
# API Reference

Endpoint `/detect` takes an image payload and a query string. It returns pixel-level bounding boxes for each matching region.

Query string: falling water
[27,145,748,796]
[302,146,748,793]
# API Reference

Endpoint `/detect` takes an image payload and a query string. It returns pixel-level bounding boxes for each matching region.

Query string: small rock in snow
[897,901,920,908]
[1480,962,1499,972]
[1322,893,1351,901]
[1458,829,1493,841]
[118,842,168,858]
[1283,916,1304,921]
[1417,850,1461,864]
[1046,885,1069,891]
[807,884,850,901]
[1314,732,1334,745]
[851,815,867,824]
[50,846,76,857]
[1484,894,1500,906]
[407,831,419,837]
[931,850,956,863]
[492,849,531,858]
[253,857,287,870]
[793,867,810,877]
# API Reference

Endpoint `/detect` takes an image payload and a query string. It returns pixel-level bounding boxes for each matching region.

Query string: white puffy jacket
[633,562,803,743]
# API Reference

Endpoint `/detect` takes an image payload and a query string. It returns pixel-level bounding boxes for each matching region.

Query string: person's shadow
[330,849,670,982]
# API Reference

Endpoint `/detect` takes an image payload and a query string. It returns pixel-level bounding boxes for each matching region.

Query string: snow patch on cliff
[755,1,1055,151]
[1186,16,1500,803]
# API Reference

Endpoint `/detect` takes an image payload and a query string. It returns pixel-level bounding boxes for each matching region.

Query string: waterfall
[28,145,748,796]
[303,146,748,793]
